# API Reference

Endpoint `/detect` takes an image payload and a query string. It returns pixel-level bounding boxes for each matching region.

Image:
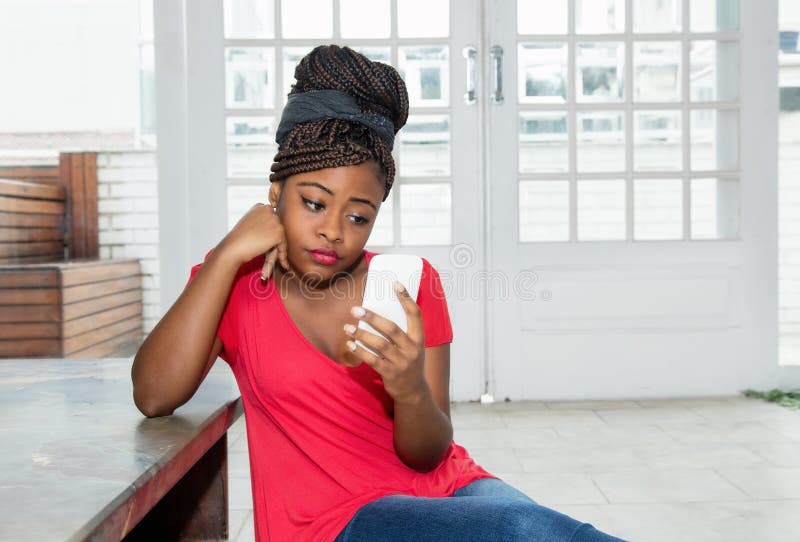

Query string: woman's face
[269,161,385,288]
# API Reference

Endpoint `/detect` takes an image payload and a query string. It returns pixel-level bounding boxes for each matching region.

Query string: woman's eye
[303,198,323,211]
[349,215,370,225]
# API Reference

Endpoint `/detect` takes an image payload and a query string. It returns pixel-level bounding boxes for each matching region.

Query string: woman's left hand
[343,282,427,403]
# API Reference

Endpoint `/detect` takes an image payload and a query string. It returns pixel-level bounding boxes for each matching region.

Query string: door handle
[490,45,504,104]
[463,45,477,105]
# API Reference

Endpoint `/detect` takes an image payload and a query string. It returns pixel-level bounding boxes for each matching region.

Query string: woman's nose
[319,215,343,243]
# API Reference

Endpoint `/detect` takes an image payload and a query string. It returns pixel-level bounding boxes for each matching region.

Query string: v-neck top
[186,248,495,542]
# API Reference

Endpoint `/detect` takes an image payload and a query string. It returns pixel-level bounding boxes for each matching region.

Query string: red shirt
[186,249,495,541]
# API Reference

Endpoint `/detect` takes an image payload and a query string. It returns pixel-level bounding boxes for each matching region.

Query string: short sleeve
[416,258,453,347]
[184,248,240,365]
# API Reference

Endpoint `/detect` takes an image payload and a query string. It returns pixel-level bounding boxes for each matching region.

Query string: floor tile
[658,421,795,444]
[229,476,253,510]
[554,424,676,447]
[716,466,800,499]
[744,442,800,467]
[234,510,255,542]
[591,468,748,503]
[491,471,609,505]
[229,451,250,478]
[515,445,645,474]
[557,500,800,542]
[228,509,251,542]
[468,447,524,473]
[595,407,707,425]
[499,409,606,430]
[632,442,768,470]
[453,426,563,450]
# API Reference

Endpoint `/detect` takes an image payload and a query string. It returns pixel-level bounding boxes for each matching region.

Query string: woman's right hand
[217,202,290,280]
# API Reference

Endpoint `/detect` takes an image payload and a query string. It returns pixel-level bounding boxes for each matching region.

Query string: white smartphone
[356,254,423,356]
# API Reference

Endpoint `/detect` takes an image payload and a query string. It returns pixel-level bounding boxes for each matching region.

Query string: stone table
[0,357,243,541]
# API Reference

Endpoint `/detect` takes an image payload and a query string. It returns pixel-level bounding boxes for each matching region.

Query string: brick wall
[96,150,160,333]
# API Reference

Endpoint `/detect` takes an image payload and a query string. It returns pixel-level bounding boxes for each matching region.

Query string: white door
[484,0,778,399]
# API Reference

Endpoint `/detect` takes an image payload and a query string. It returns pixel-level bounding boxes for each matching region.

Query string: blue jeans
[333,477,627,541]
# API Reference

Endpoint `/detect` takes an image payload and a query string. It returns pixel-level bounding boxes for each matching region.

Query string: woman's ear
[268,182,283,208]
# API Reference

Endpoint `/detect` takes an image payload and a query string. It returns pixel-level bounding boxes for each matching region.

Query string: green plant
[742,388,800,409]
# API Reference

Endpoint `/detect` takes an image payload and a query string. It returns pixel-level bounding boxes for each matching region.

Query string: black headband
[275,89,396,150]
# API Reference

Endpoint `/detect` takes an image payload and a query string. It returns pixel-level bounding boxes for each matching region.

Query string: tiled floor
[226,396,800,541]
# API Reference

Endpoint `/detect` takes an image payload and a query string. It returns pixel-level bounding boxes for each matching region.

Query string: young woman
[132,45,626,542]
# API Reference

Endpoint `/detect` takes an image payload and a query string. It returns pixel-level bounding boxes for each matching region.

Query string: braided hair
[269,45,409,202]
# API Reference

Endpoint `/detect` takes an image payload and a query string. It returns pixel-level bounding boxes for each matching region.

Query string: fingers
[344,335,386,370]
[349,306,408,348]
[392,281,424,344]
[344,321,394,359]
[261,248,278,280]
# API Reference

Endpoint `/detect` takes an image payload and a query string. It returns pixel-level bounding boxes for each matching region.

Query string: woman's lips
[308,249,339,266]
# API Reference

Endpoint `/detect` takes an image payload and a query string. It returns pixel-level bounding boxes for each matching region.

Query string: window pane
[577,111,625,172]
[691,109,739,170]
[224,0,274,38]
[577,180,626,241]
[282,46,314,104]
[228,185,268,231]
[519,112,568,173]
[520,181,570,242]
[398,115,451,177]
[691,178,740,239]
[281,0,332,38]
[634,179,683,240]
[518,43,568,104]
[225,47,275,109]
[576,42,625,102]
[633,0,681,33]
[634,110,682,171]
[634,41,682,102]
[367,191,393,246]
[690,0,739,32]
[398,46,449,107]
[400,184,451,245]
[226,117,275,178]
[139,44,156,136]
[351,46,391,64]
[690,41,739,101]
[576,0,625,33]
[340,0,390,38]
[398,0,449,37]
[518,0,568,34]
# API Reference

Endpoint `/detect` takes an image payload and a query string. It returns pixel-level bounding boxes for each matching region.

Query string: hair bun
[290,45,409,134]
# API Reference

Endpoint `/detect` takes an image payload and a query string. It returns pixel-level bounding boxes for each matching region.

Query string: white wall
[0,0,139,133]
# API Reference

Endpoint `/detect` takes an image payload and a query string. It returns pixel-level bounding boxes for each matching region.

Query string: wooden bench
[0,153,144,358]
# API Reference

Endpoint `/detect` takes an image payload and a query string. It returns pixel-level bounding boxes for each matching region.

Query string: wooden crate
[0,258,143,358]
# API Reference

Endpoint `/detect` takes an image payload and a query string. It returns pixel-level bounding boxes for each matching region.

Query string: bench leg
[124,433,229,541]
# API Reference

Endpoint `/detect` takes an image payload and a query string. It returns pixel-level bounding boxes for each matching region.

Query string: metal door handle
[490,45,504,104]
[463,45,477,105]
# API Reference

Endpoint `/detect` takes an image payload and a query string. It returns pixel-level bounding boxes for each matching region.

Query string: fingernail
[393,281,405,294]
[343,323,356,335]
[351,306,366,318]
[346,340,357,351]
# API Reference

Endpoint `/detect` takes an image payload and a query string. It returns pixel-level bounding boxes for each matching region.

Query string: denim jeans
[333,477,627,542]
